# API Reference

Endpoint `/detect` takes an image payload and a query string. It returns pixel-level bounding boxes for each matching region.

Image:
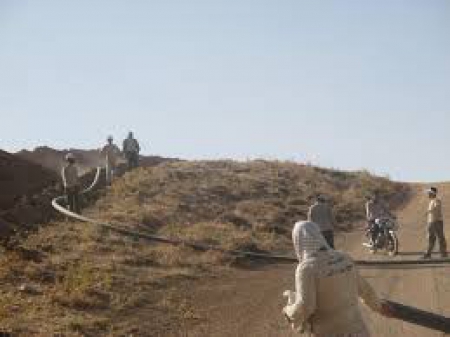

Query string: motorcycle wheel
[386,231,399,256]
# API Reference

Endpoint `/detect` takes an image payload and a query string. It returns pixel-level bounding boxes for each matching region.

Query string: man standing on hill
[101,136,122,185]
[123,131,140,170]
[308,195,335,248]
[423,187,448,259]
[61,153,81,214]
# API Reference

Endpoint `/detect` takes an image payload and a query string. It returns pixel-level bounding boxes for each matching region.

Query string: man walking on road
[308,195,335,248]
[61,153,81,214]
[123,131,140,170]
[423,187,448,259]
[101,136,122,185]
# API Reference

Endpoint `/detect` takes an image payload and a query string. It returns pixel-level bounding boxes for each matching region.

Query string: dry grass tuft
[51,260,113,310]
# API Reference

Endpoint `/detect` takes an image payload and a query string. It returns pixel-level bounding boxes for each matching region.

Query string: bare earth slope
[0,150,57,210]
[17,147,104,174]
[186,184,450,337]
[0,150,58,232]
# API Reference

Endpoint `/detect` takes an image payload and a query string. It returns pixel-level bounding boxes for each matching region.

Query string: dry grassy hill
[97,160,407,236]
[0,160,408,336]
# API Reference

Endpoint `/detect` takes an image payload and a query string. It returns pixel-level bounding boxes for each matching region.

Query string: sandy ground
[185,185,450,337]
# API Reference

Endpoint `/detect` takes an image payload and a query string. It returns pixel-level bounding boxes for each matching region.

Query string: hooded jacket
[283,221,382,336]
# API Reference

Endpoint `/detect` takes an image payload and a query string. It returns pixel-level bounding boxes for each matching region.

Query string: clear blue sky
[1,0,449,182]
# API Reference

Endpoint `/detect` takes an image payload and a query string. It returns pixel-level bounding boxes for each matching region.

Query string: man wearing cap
[101,136,122,185]
[308,195,335,248]
[424,187,447,259]
[61,153,81,214]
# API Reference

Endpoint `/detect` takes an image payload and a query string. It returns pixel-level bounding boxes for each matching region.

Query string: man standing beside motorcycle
[423,187,448,259]
[365,193,393,251]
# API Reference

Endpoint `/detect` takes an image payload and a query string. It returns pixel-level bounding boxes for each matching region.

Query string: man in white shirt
[423,187,447,259]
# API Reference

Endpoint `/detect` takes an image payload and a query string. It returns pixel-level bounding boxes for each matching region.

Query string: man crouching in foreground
[283,221,393,337]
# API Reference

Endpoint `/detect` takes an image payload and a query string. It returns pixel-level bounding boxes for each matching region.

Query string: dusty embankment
[0,147,177,244]
[0,150,59,238]
[0,149,109,245]
[0,160,407,336]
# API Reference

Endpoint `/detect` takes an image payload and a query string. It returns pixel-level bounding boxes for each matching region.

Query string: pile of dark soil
[17,146,103,174]
[0,150,57,211]
[0,146,175,242]
[0,150,60,239]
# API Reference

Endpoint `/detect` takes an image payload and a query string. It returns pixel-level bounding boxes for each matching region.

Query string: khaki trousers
[426,221,447,256]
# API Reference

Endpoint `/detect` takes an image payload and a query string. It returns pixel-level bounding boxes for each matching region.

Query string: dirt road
[187,185,450,337]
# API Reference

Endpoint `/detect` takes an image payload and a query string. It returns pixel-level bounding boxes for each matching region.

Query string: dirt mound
[0,150,57,211]
[17,147,103,175]
[0,150,60,238]
[17,146,177,175]
[0,145,175,236]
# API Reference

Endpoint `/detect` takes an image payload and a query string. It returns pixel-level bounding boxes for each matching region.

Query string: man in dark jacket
[123,132,141,170]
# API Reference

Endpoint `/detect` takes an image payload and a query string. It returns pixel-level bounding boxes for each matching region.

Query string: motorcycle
[363,217,399,256]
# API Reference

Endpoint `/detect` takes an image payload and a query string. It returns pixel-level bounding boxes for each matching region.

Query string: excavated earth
[0,150,59,238]
[17,146,175,175]
[0,147,176,242]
